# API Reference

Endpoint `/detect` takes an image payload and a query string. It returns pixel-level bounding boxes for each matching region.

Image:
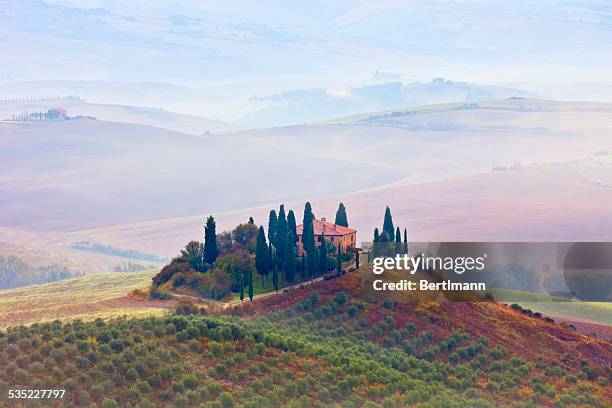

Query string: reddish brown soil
[249,270,612,373]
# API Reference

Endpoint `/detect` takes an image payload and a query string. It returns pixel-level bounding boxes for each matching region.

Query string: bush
[335,292,349,306]
[490,346,507,360]
[383,299,394,309]
[172,381,185,394]
[182,374,198,390]
[101,398,118,408]
[219,392,235,408]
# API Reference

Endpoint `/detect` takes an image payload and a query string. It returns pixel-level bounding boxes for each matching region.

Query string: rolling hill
[3,98,612,272]
[72,164,612,262]
[68,99,612,260]
[0,98,240,135]
[0,267,609,407]
[238,99,612,180]
[0,119,400,231]
[0,270,168,329]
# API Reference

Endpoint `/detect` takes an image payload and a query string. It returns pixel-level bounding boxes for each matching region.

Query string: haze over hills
[0,98,240,135]
[3,0,612,128]
[229,79,534,127]
[1,3,611,405]
[236,99,612,181]
[26,98,609,264]
[73,164,612,261]
[0,118,399,231]
[2,98,612,272]
[3,0,611,86]
[0,79,533,128]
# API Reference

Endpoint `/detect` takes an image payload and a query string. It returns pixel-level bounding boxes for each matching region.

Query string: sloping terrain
[0,268,609,407]
[254,269,612,379]
[3,99,612,271]
[0,99,240,135]
[73,164,612,260]
[238,99,612,180]
[0,270,168,329]
[0,119,399,231]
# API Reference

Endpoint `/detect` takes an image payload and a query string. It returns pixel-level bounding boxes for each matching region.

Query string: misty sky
[2,0,612,87]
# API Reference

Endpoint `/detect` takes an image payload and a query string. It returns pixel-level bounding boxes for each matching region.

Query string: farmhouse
[296,217,356,254]
[48,107,67,120]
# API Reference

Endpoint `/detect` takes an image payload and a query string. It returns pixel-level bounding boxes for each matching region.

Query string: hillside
[238,99,612,180]
[0,99,240,135]
[4,98,612,272]
[73,163,612,262]
[0,119,399,231]
[0,270,169,329]
[0,268,609,407]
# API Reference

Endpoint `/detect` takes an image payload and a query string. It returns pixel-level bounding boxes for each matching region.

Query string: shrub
[90,384,104,400]
[219,392,235,408]
[335,292,349,306]
[172,381,185,394]
[182,374,198,390]
[489,346,506,360]
[159,390,174,401]
[136,381,151,394]
[207,382,222,397]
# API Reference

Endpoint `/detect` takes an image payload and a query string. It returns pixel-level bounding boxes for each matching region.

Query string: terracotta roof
[296,218,356,236]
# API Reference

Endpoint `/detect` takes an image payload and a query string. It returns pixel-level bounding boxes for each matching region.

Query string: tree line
[372,206,409,256]
[152,201,355,301]
[0,255,74,290]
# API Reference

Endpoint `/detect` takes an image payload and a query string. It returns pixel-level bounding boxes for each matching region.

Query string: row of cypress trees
[255,201,350,293]
[206,201,353,302]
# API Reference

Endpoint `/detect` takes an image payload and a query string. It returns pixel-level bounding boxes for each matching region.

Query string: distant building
[360,242,373,253]
[47,108,67,120]
[296,217,357,254]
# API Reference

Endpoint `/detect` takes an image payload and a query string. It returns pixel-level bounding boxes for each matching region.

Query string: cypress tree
[285,235,296,283]
[373,228,380,258]
[403,228,409,254]
[204,215,218,264]
[239,272,244,302]
[307,253,315,284]
[355,249,360,269]
[395,226,402,254]
[337,244,342,275]
[303,202,316,278]
[319,234,327,275]
[380,230,390,257]
[255,226,269,285]
[248,268,253,301]
[334,202,348,227]
[301,254,306,280]
[248,217,254,224]
[267,243,273,279]
[272,266,278,293]
[287,210,297,243]
[382,206,394,241]
[268,210,278,246]
[277,205,288,266]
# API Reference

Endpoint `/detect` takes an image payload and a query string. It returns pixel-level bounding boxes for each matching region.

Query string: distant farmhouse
[47,107,67,120]
[10,107,95,122]
[296,217,356,255]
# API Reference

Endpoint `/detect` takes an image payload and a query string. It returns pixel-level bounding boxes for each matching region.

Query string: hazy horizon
[2,0,612,275]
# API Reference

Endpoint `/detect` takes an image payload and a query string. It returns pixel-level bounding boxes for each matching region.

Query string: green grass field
[0,270,168,329]
[491,289,612,325]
